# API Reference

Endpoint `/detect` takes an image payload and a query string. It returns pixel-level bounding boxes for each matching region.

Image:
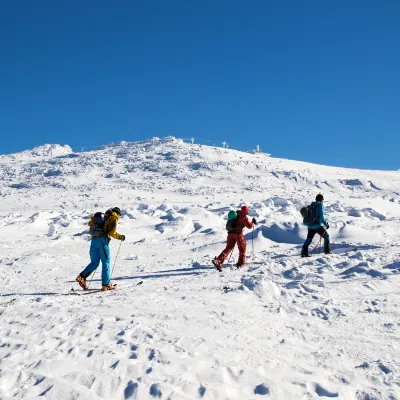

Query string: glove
[120,235,126,241]
[252,218,257,225]
[325,223,329,230]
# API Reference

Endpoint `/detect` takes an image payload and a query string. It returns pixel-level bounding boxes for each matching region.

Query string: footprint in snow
[34,377,46,386]
[39,385,54,396]
[355,362,370,369]
[254,384,270,395]
[315,383,338,397]
[378,363,391,374]
[365,300,381,313]
[311,307,330,321]
[150,383,162,398]
[124,380,138,399]
[148,348,155,361]
[355,390,382,400]
[199,384,206,397]
[110,360,119,369]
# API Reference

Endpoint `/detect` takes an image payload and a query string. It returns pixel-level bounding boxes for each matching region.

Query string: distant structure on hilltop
[252,145,270,157]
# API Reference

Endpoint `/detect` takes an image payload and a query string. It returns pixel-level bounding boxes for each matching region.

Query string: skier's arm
[244,216,254,229]
[320,205,328,227]
[106,217,124,240]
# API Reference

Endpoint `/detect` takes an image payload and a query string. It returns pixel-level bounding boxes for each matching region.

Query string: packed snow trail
[1,138,400,399]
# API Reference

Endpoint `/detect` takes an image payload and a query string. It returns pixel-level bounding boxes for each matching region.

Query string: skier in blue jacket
[301,194,331,257]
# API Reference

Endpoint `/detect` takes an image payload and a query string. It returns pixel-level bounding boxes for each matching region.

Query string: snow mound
[155,216,194,236]
[348,207,386,220]
[252,223,304,244]
[335,224,384,243]
[240,273,282,301]
[4,144,72,159]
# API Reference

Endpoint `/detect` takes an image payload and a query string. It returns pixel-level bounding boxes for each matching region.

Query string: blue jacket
[308,201,328,229]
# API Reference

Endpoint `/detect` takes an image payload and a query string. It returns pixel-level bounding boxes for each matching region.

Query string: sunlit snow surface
[1,137,400,399]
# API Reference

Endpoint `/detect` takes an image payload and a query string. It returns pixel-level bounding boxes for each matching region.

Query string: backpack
[300,203,320,226]
[226,210,238,232]
[89,212,106,238]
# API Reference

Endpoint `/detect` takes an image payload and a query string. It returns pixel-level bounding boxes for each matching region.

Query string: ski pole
[252,227,254,258]
[87,269,97,290]
[227,247,235,265]
[311,237,322,255]
[110,240,123,283]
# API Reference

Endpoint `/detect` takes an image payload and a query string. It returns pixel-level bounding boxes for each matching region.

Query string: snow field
[1,137,400,399]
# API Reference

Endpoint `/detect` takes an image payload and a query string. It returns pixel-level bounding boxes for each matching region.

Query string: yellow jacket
[88,211,123,240]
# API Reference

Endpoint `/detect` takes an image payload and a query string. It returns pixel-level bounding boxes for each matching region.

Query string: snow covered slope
[1,137,400,399]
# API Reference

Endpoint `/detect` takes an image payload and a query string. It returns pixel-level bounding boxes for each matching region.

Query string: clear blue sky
[1,1,399,169]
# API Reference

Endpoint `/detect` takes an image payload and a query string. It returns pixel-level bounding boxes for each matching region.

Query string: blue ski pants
[81,237,111,285]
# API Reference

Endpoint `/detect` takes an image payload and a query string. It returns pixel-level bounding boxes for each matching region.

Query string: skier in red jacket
[213,205,256,271]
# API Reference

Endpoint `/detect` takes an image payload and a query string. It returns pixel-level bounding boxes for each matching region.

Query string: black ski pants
[301,226,331,255]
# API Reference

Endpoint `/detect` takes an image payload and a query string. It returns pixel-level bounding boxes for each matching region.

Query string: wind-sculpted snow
[1,137,400,399]
[0,143,72,160]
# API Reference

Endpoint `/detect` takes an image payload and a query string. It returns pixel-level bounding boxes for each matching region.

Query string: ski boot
[101,284,117,291]
[76,274,88,290]
[212,257,222,272]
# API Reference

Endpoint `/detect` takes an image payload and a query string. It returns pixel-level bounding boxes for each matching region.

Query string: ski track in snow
[1,137,400,399]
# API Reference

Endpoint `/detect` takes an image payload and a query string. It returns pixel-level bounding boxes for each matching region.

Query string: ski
[66,288,104,296]
[66,280,143,296]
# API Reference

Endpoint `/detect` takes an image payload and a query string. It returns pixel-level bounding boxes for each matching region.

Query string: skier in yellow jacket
[76,207,125,291]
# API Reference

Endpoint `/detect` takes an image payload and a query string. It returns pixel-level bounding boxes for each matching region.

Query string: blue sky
[1,1,399,169]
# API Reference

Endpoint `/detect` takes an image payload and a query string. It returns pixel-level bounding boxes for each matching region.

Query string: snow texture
[1,137,400,399]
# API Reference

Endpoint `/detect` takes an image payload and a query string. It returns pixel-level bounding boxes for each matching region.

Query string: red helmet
[241,205,249,214]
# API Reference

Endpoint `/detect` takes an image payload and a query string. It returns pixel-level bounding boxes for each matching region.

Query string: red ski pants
[217,232,247,266]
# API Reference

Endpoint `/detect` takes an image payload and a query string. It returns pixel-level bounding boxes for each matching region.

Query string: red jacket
[233,210,254,233]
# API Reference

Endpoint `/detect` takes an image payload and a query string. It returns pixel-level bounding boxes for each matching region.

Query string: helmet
[112,207,121,215]
[241,205,249,214]
[228,210,237,220]
[316,194,324,202]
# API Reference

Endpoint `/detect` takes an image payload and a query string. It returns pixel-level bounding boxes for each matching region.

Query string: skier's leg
[317,227,331,254]
[81,240,101,278]
[301,229,316,256]
[99,237,111,286]
[237,234,247,266]
[217,234,236,264]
